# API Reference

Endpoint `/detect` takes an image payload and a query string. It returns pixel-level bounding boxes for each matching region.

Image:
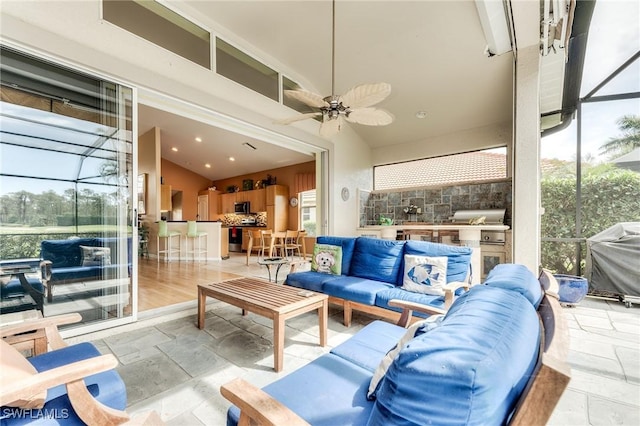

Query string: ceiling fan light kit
[277,0,394,138]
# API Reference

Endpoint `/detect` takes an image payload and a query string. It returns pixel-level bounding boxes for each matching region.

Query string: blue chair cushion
[322,276,394,305]
[40,239,98,269]
[227,354,375,426]
[403,240,472,284]
[368,285,541,426]
[317,236,357,276]
[484,263,543,308]
[330,321,405,372]
[2,342,126,426]
[350,238,405,284]
[1,278,45,298]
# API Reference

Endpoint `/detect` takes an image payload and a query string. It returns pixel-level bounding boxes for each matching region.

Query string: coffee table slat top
[198,278,326,314]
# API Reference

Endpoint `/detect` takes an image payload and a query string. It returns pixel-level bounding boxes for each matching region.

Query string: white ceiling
[139,1,552,181]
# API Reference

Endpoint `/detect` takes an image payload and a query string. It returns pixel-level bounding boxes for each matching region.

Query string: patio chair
[0,313,162,425]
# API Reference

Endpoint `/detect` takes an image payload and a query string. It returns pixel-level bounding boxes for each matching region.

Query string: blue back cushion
[40,238,98,268]
[317,236,357,276]
[368,285,541,426]
[484,263,543,308]
[403,240,472,284]
[350,238,405,284]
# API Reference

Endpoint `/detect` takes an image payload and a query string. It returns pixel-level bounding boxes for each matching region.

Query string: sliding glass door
[0,46,136,332]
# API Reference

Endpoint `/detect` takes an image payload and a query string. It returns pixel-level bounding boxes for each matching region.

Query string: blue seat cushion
[374,287,446,318]
[322,276,394,305]
[48,264,128,282]
[2,342,126,426]
[1,278,45,298]
[285,271,342,293]
[350,238,405,284]
[403,240,472,283]
[227,354,375,426]
[368,285,541,426]
[331,321,405,372]
[40,238,98,268]
[484,263,543,307]
[317,236,357,276]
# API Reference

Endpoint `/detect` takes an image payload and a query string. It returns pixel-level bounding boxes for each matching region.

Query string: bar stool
[157,220,181,262]
[186,220,207,261]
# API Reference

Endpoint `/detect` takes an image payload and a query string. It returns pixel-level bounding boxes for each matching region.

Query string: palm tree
[599,115,640,158]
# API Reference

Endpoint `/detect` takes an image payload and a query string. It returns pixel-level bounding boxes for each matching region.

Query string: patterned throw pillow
[367,315,444,400]
[401,255,448,295]
[80,245,112,267]
[311,244,343,275]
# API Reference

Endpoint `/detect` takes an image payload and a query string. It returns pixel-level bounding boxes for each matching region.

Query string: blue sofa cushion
[403,240,472,284]
[350,238,405,284]
[227,354,375,426]
[330,321,406,372]
[2,342,127,426]
[484,263,543,308]
[40,238,98,269]
[1,278,45,298]
[368,285,541,426]
[323,276,394,305]
[285,271,343,293]
[317,236,357,276]
[374,287,446,318]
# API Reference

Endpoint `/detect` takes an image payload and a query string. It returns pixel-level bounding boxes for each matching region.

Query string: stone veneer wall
[360,178,512,227]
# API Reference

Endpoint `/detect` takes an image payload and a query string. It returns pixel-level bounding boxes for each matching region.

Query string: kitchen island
[356,224,510,284]
[148,221,228,261]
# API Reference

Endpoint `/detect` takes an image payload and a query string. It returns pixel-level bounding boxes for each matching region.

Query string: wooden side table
[1,310,48,357]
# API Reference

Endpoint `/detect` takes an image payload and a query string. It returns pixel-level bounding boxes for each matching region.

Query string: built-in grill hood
[450,209,506,225]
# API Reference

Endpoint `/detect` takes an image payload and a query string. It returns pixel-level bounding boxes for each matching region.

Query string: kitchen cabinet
[220,192,237,214]
[160,184,172,211]
[266,185,288,231]
[246,188,266,212]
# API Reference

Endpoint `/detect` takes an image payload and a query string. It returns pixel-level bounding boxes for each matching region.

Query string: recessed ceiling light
[229,157,235,162]
[205,163,211,168]
[171,147,178,152]
[195,137,202,142]
[415,111,427,119]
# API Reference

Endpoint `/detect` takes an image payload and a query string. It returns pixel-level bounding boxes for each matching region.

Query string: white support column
[513,45,542,272]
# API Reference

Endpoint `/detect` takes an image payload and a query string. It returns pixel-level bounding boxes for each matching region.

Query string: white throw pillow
[367,315,444,400]
[80,245,112,267]
[402,255,448,295]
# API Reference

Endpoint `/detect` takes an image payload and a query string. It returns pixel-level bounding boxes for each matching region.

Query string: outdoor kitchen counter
[357,224,510,284]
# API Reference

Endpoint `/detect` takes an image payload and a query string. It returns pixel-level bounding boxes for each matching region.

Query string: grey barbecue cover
[585,222,640,297]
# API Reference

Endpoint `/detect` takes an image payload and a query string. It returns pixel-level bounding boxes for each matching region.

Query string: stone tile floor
[66,254,639,425]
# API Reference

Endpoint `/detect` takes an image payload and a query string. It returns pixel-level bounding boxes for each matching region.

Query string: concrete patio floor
[68,255,640,425]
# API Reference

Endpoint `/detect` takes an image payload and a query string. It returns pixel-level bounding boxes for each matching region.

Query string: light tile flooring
[68,254,640,425]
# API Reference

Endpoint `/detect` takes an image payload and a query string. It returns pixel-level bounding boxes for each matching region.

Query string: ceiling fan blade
[283,89,329,108]
[345,108,395,126]
[274,112,321,125]
[319,117,342,138]
[340,83,391,109]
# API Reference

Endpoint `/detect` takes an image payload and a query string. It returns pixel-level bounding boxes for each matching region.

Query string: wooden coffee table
[197,277,328,372]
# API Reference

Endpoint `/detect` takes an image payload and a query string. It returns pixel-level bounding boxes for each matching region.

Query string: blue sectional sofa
[40,237,132,302]
[286,236,473,325]
[223,264,571,426]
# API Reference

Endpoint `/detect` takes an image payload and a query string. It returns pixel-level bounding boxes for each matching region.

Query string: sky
[541,0,640,162]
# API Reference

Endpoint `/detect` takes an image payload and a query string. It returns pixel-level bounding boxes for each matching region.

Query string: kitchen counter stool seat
[157,220,181,262]
[186,220,207,261]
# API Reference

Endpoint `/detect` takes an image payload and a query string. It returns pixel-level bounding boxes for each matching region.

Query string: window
[374,147,507,190]
[299,190,316,236]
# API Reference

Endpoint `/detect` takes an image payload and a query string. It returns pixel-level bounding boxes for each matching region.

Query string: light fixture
[415,111,427,119]
[195,137,202,142]
[474,0,512,57]
[171,147,178,152]
[229,157,235,162]
[205,163,211,168]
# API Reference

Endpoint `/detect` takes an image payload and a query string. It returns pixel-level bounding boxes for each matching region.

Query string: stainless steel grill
[450,209,507,244]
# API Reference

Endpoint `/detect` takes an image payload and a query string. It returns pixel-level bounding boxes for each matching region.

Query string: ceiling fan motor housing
[322,95,350,120]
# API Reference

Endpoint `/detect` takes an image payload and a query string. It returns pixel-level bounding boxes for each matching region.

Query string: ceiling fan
[276,0,394,138]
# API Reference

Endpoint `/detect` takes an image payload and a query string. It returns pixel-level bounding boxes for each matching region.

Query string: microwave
[234,201,250,214]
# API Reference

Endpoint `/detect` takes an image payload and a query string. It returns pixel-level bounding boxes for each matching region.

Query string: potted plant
[378,215,396,240]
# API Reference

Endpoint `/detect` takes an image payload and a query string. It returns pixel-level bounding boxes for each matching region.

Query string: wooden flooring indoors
[136,252,274,312]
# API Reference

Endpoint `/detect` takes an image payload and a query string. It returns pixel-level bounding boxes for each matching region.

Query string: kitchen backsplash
[360,178,512,227]
[222,212,267,226]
